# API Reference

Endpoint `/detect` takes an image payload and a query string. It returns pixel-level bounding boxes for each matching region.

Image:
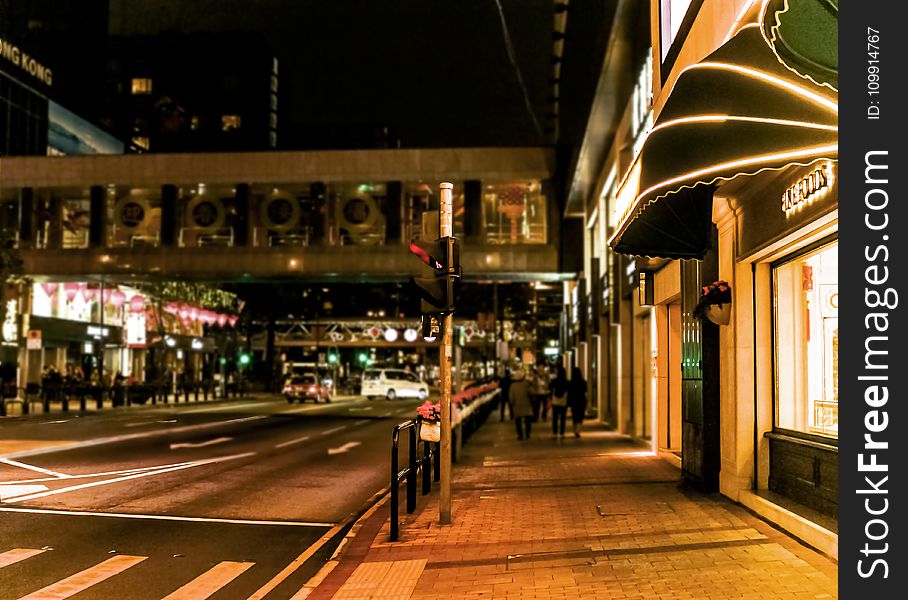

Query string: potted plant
[693,280,732,325]
[416,400,441,442]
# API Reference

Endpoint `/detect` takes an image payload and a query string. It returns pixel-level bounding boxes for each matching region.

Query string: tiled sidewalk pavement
[307,418,837,600]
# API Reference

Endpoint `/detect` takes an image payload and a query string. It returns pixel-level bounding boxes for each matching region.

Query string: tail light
[308,386,317,393]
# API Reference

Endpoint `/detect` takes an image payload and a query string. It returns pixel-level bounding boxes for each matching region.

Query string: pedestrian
[529,365,550,422]
[508,367,533,440]
[498,367,513,422]
[549,366,569,438]
[568,366,588,438]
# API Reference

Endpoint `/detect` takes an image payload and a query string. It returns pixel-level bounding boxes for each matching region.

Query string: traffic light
[409,237,461,314]
[238,352,251,367]
[327,352,339,364]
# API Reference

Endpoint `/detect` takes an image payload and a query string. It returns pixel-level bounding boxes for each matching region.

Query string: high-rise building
[102,31,282,153]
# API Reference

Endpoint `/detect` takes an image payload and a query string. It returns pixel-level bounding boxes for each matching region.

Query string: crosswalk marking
[17,554,147,599]
[0,548,45,569]
[161,561,255,600]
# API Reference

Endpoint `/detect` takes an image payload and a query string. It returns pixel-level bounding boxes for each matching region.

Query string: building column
[385,181,402,245]
[19,187,35,248]
[161,185,179,247]
[714,197,756,501]
[463,180,482,244]
[234,184,250,247]
[89,186,107,248]
[48,195,63,249]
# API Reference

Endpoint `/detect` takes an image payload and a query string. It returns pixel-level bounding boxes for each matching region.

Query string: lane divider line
[246,523,345,600]
[17,554,147,599]
[320,426,347,436]
[1,452,256,504]
[275,436,310,449]
[170,437,233,450]
[0,506,335,528]
[0,548,45,569]
[0,416,267,461]
[161,561,255,600]
[353,420,370,426]
[0,458,70,479]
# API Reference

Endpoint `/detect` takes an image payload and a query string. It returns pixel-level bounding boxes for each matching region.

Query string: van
[360,368,429,400]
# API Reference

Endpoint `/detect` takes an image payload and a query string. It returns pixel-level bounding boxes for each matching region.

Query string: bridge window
[483,181,547,245]
[130,78,152,95]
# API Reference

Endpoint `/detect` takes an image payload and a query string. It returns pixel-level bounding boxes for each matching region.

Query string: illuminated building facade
[567,0,838,557]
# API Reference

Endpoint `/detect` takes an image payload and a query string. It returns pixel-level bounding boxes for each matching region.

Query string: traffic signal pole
[438,182,454,525]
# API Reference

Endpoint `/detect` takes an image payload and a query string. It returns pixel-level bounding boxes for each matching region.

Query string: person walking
[498,367,513,422]
[529,365,549,422]
[508,367,533,440]
[549,366,569,438]
[568,366,588,438]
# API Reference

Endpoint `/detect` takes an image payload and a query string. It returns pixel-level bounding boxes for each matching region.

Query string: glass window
[482,181,547,245]
[773,241,838,438]
[222,115,242,131]
[131,78,152,95]
[660,0,694,60]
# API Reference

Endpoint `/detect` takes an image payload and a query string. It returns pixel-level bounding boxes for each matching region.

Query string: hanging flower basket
[416,401,442,442]
[693,280,732,325]
[420,421,441,442]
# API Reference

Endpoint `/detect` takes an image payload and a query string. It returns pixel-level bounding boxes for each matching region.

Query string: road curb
[294,487,391,599]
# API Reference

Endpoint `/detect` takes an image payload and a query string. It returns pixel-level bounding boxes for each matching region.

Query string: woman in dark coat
[549,366,569,438]
[568,367,587,437]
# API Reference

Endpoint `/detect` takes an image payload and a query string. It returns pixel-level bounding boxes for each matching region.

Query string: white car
[360,368,429,400]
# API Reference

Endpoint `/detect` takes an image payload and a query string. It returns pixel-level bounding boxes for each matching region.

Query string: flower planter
[420,421,441,442]
[705,303,731,326]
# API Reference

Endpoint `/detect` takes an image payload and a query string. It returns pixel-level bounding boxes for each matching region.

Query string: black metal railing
[390,417,440,542]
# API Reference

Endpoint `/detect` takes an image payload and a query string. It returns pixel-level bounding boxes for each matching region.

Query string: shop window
[222,115,241,132]
[482,182,547,245]
[131,78,152,95]
[773,241,838,438]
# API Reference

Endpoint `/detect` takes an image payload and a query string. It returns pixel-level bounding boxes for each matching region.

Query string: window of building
[482,182,547,245]
[270,93,278,111]
[269,130,278,148]
[222,115,242,131]
[270,112,278,130]
[131,136,149,151]
[660,0,693,59]
[131,78,152,95]
[190,116,200,131]
[773,241,838,438]
[271,75,279,93]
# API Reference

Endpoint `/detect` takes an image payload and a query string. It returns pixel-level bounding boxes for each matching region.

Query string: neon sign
[781,161,834,216]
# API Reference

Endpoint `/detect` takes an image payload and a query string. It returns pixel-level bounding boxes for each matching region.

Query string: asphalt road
[0,394,422,599]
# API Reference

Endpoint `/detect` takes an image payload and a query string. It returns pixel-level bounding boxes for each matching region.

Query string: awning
[609,21,838,259]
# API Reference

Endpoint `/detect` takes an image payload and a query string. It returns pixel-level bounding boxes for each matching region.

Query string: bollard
[42,390,50,413]
[62,389,68,412]
[79,389,86,412]
[407,425,417,513]
[422,440,432,495]
[194,384,199,403]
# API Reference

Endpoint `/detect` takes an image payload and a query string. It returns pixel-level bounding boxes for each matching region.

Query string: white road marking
[347,406,373,412]
[320,426,347,436]
[170,436,233,450]
[353,420,370,426]
[0,416,267,461]
[0,485,48,501]
[162,561,255,600]
[1,452,255,504]
[275,435,310,449]
[41,419,70,424]
[0,547,45,568]
[327,441,361,455]
[0,458,69,478]
[125,419,177,428]
[0,462,196,486]
[0,506,335,527]
[246,522,345,600]
[182,402,270,414]
[281,402,346,415]
[18,554,147,599]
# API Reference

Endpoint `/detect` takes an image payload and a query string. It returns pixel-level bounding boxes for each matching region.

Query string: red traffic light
[409,241,442,270]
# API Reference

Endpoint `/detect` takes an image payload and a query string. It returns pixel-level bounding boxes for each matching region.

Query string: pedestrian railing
[390,418,440,542]
[388,385,500,542]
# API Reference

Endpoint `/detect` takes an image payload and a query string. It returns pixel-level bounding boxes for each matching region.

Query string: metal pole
[439,182,453,525]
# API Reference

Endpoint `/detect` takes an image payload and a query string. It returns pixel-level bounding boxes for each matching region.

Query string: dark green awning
[609,22,837,260]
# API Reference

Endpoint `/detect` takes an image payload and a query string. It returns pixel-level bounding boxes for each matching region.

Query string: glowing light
[403,328,419,343]
[384,328,399,343]
[686,62,837,112]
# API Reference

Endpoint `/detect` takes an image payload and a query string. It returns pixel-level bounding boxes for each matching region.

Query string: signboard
[260,192,300,230]
[186,193,226,233]
[26,329,42,350]
[2,299,18,343]
[114,196,150,229]
[0,37,53,85]
[48,101,124,155]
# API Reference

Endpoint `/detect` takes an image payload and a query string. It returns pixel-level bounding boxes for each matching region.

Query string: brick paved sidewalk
[305,418,838,600]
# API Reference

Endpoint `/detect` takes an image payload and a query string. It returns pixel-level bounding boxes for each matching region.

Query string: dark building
[102,31,283,153]
[0,0,109,125]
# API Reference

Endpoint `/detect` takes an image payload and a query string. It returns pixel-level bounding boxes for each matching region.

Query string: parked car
[283,373,331,403]
[360,368,429,400]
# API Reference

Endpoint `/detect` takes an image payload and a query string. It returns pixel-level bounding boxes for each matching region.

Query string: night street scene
[0,1,839,599]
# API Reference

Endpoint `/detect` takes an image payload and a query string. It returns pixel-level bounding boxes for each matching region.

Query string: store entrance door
[680,236,720,491]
